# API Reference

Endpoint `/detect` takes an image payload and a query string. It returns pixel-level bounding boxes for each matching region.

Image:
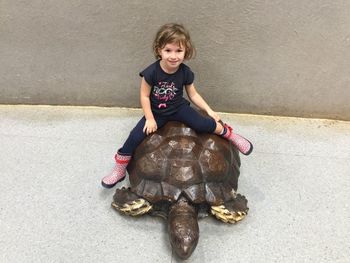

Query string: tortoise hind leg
[211,193,249,223]
[112,187,153,216]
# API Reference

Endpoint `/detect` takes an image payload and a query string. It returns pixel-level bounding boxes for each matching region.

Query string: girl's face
[158,42,186,73]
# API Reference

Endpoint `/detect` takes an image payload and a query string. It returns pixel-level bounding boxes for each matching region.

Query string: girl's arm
[185,84,221,121]
[140,77,157,135]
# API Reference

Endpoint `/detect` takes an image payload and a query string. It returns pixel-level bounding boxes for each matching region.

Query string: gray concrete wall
[1,0,349,120]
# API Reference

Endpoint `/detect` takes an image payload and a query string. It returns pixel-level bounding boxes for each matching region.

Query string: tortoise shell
[127,121,241,206]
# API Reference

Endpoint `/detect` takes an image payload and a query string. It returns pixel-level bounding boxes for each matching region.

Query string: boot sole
[241,141,253,156]
[101,176,126,189]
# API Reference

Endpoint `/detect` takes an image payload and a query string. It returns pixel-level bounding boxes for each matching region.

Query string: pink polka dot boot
[222,123,253,155]
[101,151,132,188]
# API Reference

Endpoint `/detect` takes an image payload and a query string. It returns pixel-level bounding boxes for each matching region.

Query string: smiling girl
[101,23,253,188]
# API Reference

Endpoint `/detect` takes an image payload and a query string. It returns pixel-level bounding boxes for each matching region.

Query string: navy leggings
[120,105,217,155]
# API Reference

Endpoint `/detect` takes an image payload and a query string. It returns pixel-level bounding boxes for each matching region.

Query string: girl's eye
[177,49,183,52]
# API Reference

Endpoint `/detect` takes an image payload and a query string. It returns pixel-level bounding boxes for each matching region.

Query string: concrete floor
[0,105,349,263]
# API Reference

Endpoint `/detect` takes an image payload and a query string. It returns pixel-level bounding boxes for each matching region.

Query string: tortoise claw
[112,198,152,216]
[112,188,152,216]
[210,205,247,223]
[210,194,249,224]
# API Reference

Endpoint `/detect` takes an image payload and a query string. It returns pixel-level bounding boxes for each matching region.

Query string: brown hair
[153,23,195,60]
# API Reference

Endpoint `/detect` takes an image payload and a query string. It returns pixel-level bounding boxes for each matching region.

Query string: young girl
[102,23,253,188]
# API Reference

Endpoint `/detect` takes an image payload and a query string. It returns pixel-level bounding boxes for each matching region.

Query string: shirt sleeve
[183,65,195,85]
[139,63,155,87]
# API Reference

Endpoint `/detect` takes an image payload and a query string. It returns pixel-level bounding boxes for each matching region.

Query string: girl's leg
[172,105,253,155]
[102,115,168,188]
[101,117,147,188]
[120,115,169,153]
[171,105,217,133]
[119,117,148,155]
[101,149,132,188]
[220,123,253,155]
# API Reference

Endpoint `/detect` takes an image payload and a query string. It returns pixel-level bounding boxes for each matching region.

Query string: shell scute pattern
[127,122,240,205]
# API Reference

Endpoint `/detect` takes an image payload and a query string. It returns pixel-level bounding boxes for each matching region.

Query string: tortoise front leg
[211,193,249,223]
[112,188,153,216]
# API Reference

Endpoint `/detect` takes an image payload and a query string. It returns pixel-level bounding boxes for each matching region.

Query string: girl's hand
[207,109,221,122]
[143,118,158,135]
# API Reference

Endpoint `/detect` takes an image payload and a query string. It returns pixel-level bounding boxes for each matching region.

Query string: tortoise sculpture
[112,121,248,259]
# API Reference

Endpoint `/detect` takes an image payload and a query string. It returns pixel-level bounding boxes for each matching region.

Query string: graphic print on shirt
[153,81,177,109]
